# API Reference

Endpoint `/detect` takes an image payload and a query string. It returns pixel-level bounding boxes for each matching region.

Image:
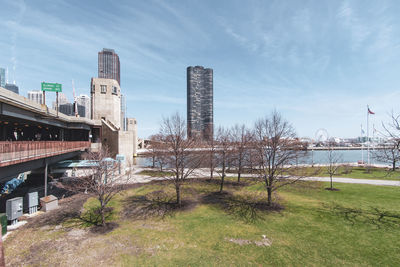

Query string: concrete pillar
[44,161,48,197]
[0,125,5,141]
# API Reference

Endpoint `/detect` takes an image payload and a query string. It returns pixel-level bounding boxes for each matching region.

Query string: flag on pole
[368,106,375,115]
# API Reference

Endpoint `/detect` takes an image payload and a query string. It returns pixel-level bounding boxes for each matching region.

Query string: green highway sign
[41,82,62,92]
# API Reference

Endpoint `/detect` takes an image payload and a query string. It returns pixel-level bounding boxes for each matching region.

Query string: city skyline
[1,1,400,139]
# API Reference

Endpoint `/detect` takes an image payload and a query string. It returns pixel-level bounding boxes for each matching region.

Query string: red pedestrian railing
[0,141,91,167]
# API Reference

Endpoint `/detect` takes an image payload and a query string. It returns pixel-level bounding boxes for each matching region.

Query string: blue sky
[1,0,400,139]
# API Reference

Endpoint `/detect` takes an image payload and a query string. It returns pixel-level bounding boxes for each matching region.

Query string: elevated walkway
[0,141,90,167]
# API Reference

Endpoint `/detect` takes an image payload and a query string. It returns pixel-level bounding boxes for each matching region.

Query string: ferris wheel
[315,128,329,144]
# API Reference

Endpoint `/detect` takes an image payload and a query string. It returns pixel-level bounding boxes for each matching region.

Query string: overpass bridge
[0,87,97,182]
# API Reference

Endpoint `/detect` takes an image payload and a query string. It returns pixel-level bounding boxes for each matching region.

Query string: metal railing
[0,141,90,167]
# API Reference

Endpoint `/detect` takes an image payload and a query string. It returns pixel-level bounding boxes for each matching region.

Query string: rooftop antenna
[72,79,78,117]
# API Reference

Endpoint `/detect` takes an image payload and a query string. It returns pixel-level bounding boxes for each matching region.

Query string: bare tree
[149,134,162,168]
[60,147,133,226]
[231,124,252,183]
[326,145,342,190]
[215,127,232,192]
[205,127,217,180]
[253,111,307,206]
[158,113,204,206]
[373,113,400,171]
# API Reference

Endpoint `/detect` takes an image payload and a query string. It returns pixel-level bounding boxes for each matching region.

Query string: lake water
[134,149,388,167]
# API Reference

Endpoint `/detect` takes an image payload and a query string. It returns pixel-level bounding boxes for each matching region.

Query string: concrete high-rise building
[0,67,5,87]
[187,66,213,141]
[76,94,91,118]
[27,90,43,104]
[4,83,19,94]
[98,48,120,85]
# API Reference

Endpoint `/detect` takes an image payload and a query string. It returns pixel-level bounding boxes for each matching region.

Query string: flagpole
[361,124,364,163]
[367,105,370,166]
[372,123,375,165]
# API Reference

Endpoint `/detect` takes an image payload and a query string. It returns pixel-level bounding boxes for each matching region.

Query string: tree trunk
[330,174,333,189]
[267,187,272,206]
[392,161,396,171]
[176,185,181,206]
[237,171,241,183]
[220,174,225,192]
[100,206,106,227]
[210,162,214,180]
[220,158,226,192]
[152,155,155,168]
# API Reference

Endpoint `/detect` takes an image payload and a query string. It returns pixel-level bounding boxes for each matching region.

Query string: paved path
[301,176,400,186]
[131,167,400,187]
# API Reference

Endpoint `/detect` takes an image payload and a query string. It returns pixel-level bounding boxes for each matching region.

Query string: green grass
[5,178,400,266]
[117,180,400,266]
[139,169,175,177]
[229,166,400,180]
[290,166,400,180]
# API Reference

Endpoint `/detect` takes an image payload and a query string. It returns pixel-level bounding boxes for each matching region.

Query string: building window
[100,85,107,93]
[112,86,117,95]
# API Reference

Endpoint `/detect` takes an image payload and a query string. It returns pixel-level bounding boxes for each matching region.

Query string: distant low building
[59,103,85,117]
[0,67,5,87]
[76,94,91,119]
[27,90,43,104]
[4,83,19,94]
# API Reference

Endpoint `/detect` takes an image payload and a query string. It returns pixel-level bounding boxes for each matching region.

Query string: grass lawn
[138,169,175,177]
[4,178,400,266]
[287,166,400,180]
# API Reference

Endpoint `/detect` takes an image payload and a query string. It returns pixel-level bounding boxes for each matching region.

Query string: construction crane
[72,79,79,117]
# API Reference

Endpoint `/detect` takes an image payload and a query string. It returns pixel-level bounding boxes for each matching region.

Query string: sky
[1,0,400,139]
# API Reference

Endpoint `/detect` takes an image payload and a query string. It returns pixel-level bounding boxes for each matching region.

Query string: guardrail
[0,141,91,167]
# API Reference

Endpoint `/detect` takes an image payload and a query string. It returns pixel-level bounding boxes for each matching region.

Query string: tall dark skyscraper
[187,66,213,141]
[98,48,120,85]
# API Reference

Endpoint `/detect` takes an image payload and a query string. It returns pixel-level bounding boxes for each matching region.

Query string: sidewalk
[132,167,400,187]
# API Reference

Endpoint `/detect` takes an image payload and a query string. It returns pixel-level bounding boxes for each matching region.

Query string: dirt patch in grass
[122,189,198,220]
[193,177,257,188]
[90,222,119,234]
[325,187,341,191]
[202,191,283,222]
[225,236,272,247]
[25,193,90,228]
